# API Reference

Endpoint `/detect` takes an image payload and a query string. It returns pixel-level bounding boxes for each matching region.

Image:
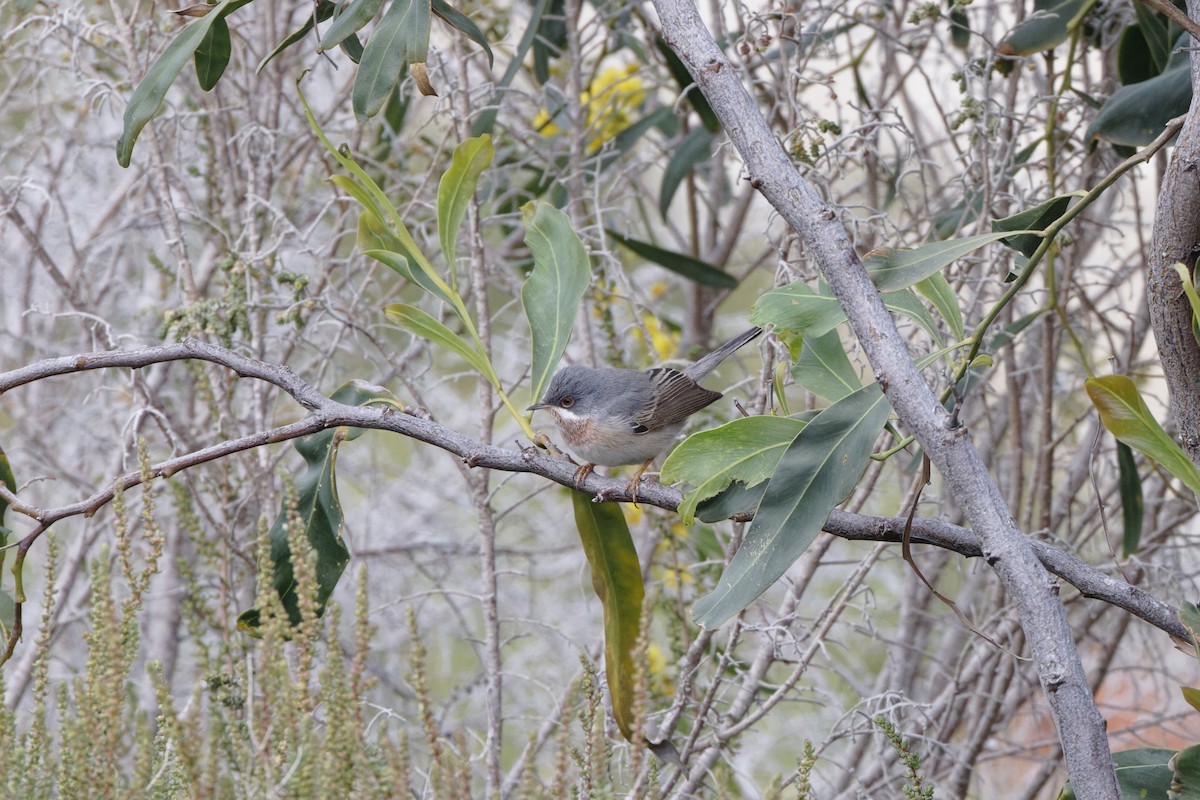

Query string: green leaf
[1060,747,1177,799]
[194,15,231,91]
[606,229,737,289]
[1132,0,1172,73]
[883,288,944,346]
[437,135,494,270]
[1184,686,1200,715]
[750,281,847,338]
[1117,441,1143,558]
[791,329,861,402]
[753,280,944,342]
[1180,601,1200,660]
[655,36,720,132]
[915,272,964,341]
[865,231,1037,292]
[991,193,1082,257]
[571,490,645,741]
[1086,36,1192,148]
[384,303,497,386]
[659,128,715,216]
[0,443,16,637]
[353,0,432,121]
[238,381,394,629]
[432,0,493,67]
[662,416,808,524]
[318,0,385,52]
[521,201,591,405]
[695,479,766,523]
[257,0,339,73]
[116,0,249,167]
[469,0,551,137]
[997,0,1095,57]
[1173,744,1200,793]
[1086,375,1200,496]
[532,0,566,84]
[693,384,891,628]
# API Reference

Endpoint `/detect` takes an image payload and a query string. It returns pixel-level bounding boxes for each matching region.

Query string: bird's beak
[527,401,549,412]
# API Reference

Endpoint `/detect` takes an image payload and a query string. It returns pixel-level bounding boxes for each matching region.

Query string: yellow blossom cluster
[534,63,646,152]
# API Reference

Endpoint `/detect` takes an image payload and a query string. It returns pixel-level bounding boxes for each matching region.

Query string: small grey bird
[528,327,762,489]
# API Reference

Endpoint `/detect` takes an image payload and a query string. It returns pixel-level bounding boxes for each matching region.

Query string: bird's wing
[631,368,722,432]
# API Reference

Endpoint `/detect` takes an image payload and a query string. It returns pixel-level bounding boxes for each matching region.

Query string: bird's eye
[560,396,574,408]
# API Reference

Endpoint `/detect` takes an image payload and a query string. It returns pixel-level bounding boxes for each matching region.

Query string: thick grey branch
[651,0,1119,794]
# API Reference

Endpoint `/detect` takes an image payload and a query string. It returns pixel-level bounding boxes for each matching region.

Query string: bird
[528,326,763,496]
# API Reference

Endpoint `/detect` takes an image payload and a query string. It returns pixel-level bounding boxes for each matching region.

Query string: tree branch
[650,0,1120,795]
[0,340,1187,670]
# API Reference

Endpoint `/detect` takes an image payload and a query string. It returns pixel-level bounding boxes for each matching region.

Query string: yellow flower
[534,63,646,152]
[642,315,679,362]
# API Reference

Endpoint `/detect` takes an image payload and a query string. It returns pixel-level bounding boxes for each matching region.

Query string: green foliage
[521,200,592,406]
[1086,375,1200,496]
[238,382,396,631]
[570,490,645,743]
[873,716,935,800]
[662,415,808,524]
[606,228,738,289]
[691,385,891,628]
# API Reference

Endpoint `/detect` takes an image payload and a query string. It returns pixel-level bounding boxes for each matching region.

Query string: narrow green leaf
[532,0,567,84]
[1086,375,1200,496]
[865,231,1037,292]
[1131,1,1171,72]
[0,444,16,636]
[662,416,808,524]
[331,174,387,223]
[998,0,1095,56]
[571,490,645,741]
[1086,36,1192,148]
[116,0,246,167]
[883,288,944,347]
[791,330,861,402]
[915,272,964,341]
[318,0,386,52]
[991,193,1082,257]
[1117,441,1143,557]
[521,201,591,404]
[238,381,395,629]
[470,0,552,136]
[385,303,497,385]
[1184,686,1200,715]
[437,135,494,270]
[655,36,720,131]
[194,15,231,91]
[257,0,339,73]
[1181,600,1200,660]
[606,228,737,289]
[659,128,715,216]
[753,280,946,343]
[693,385,890,628]
[432,0,493,67]
[335,178,456,306]
[353,0,432,121]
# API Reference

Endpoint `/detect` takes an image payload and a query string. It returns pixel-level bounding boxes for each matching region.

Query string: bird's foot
[625,458,655,506]
[572,462,596,488]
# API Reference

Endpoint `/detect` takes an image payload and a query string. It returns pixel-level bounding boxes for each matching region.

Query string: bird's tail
[684,326,763,380]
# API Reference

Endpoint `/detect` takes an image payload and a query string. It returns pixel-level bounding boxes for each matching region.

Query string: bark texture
[1149,1,1200,464]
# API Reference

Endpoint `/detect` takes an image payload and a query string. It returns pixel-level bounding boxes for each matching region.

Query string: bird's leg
[626,458,655,506]
[572,462,596,487]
